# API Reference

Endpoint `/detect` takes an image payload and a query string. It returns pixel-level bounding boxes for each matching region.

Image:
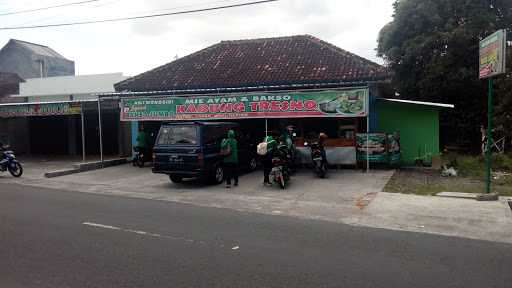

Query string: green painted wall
[377,101,440,165]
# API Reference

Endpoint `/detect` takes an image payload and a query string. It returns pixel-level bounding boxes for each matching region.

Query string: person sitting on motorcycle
[0,142,6,165]
[135,124,149,160]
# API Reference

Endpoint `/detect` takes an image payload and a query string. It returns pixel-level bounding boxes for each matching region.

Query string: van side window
[204,126,226,146]
[203,126,217,145]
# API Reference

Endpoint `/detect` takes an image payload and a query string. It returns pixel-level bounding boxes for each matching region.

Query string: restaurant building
[110,35,390,165]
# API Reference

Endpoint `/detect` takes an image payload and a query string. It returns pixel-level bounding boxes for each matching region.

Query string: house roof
[379,98,454,109]
[0,72,23,99]
[0,72,23,86]
[115,35,388,93]
[9,39,69,60]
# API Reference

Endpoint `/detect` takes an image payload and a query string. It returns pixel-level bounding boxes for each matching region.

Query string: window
[157,125,198,145]
[203,126,225,145]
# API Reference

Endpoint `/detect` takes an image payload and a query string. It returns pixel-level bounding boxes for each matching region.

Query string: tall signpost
[479,29,507,194]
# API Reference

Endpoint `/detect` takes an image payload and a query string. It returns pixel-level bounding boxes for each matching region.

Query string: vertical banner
[356,133,402,164]
[356,133,387,162]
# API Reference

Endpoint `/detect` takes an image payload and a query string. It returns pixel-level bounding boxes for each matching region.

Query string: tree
[377,0,512,151]
[494,48,512,146]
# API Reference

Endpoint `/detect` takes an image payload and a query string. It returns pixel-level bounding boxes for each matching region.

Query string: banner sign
[479,29,507,79]
[356,133,387,162]
[0,102,81,118]
[356,133,401,164]
[120,89,368,121]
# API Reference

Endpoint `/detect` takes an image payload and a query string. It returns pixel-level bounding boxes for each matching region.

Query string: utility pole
[485,78,493,194]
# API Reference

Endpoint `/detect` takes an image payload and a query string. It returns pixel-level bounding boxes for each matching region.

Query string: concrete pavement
[2,162,512,244]
[354,192,512,243]
[2,183,512,288]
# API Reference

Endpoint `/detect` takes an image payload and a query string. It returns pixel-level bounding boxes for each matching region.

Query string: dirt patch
[384,168,512,196]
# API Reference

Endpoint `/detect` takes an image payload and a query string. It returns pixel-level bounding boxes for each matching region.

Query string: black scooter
[133,146,149,168]
[304,141,327,178]
[270,145,291,189]
[0,146,23,177]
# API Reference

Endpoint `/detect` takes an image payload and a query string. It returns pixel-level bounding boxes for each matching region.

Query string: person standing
[135,123,148,161]
[262,135,277,186]
[221,130,238,188]
[318,132,328,167]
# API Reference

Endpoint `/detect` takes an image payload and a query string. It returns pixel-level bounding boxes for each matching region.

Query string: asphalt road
[1,183,511,288]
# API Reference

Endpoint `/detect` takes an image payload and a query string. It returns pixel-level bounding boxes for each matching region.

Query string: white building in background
[14,72,128,102]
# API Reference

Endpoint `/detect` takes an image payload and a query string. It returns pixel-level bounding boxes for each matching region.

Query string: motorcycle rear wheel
[8,162,23,177]
[135,155,145,168]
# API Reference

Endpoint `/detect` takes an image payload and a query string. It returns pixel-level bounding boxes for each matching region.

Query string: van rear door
[153,125,201,173]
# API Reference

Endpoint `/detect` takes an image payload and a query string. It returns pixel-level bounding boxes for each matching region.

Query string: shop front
[119,87,370,165]
[0,99,126,159]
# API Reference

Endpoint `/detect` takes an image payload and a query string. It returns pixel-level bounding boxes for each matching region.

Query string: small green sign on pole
[479,29,507,194]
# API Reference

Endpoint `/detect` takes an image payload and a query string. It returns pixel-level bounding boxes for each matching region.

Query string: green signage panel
[120,89,368,121]
[479,29,507,79]
[0,102,81,118]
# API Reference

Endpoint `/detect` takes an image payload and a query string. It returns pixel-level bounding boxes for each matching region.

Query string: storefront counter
[296,146,356,165]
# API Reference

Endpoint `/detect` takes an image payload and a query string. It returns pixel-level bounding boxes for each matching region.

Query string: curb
[44,168,81,178]
[476,193,500,201]
[44,158,128,178]
[436,192,501,201]
[436,192,477,200]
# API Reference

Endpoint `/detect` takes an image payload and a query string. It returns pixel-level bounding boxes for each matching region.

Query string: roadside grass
[383,153,512,197]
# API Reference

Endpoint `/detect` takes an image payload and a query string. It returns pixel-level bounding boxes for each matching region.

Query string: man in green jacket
[135,123,149,162]
[221,130,238,188]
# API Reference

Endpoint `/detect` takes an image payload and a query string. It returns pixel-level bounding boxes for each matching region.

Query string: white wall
[14,72,128,101]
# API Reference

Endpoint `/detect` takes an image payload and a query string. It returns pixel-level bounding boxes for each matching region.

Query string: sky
[0,0,395,77]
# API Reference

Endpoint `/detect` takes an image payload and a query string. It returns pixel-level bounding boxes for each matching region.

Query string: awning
[379,98,454,109]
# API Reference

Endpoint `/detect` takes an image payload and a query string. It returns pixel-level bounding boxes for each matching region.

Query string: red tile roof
[115,35,388,92]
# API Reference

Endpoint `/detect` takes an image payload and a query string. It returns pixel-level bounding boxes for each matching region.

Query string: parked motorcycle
[270,156,289,189]
[133,146,147,168]
[305,141,327,178]
[0,146,23,177]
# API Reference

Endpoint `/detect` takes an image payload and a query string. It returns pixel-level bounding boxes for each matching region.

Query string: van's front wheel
[169,175,183,183]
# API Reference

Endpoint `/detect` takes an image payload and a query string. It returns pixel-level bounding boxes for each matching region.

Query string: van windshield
[157,125,198,145]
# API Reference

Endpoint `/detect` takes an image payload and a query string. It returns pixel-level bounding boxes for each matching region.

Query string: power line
[0,0,278,30]
[123,0,237,17]
[0,0,102,16]
[13,0,122,26]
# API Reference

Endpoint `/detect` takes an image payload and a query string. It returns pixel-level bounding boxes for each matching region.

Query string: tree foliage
[377,0,512,150]
[495,49,512,140]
